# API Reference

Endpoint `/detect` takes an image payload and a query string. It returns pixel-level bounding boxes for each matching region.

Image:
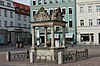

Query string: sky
[15,0,30,5]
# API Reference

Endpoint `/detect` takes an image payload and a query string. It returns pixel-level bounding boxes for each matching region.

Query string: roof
[13,2,30,15]
[13,2,30,10]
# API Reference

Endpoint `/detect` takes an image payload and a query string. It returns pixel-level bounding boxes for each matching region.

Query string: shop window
[81,34,89,42]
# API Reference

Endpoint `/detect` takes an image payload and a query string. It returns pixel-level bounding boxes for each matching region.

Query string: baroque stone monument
[30,7,67,62]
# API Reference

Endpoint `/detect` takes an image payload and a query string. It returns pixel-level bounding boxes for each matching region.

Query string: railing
[6,50,30,61]
[57,49,88,64]
[63,49,88,62]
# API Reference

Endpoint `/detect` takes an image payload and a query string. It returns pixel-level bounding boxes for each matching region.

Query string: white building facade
[76,0,100,45]
[0,0,31,45]
[0,0,15,44]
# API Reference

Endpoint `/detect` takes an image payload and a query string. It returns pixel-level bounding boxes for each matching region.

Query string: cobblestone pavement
[0,46,100,66]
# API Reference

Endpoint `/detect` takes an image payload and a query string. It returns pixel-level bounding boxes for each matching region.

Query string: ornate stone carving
[34,7,50,21]
[34,7,63,21]
[51,7,63,21]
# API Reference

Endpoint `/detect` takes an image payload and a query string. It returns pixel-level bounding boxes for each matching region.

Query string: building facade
[13,2,31,45]
[0,0,31,45]
[30,0,76,44]
[76,0,100,45]
[0,0,15,44]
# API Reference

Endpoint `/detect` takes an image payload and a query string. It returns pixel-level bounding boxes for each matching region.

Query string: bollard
[26,50,30,59]
[85,49,88,58]
[30,51,34,63]
[58,52,63,64]
[73,50,77,61]
[6,51,11,61]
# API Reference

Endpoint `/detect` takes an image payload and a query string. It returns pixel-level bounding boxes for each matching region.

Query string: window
[69,21,72,27]
[80,7,84,13]
[0,8,1,16]
[18,23,21,27]
[22,10,24,12]
[88,6,92,12]
[81,34,94,42]
[4,10,7,17]
[97,19,100,25]
[33,1,36,5]
[56,27,60,31]
[55,0,58,3]
[91,34,94,42]
[10,21,13,27]
[16,8,19,12]
[50,10,53,15]
[0,1,4,5]
[62,0,65,2]
[80,20,84,26]
[18,14,21,20]
[49,0,53,3]
[62,9,66,14]
[38,0,41,5]
[69,8,72,14]
[7,2,11,7]
[23,15,27,21]
[68,0,72,2]
[24,24,27,27]
[4,21,7,27]
[0,20,1,27]
[44,10,47,13]
[44,0,47,4]
[10,11,13,18]
[33,11,36,17]
[81,34,89,42]
[89,19,93,26]
[96,6,100,12]
[29,24,31,28]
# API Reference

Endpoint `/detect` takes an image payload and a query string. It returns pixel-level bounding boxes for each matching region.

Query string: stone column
[51,26,54,48]
[6,51,11,61]
[62,26,66,47]
[32,27,35,48]
[44,27,47,47]
[58,52,63,64]
[30,51,34,63]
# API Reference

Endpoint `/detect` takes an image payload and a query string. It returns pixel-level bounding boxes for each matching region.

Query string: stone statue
[34,7,50,21]
[34,7,63,21]
[51,7,63,21]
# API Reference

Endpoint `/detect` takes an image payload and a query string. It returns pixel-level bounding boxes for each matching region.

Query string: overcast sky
[15,0,30,5]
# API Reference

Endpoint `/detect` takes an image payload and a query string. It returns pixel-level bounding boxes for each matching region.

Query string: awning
[65,33,73,38]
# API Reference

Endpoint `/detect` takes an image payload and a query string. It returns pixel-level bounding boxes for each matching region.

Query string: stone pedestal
[31,47,66,61]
